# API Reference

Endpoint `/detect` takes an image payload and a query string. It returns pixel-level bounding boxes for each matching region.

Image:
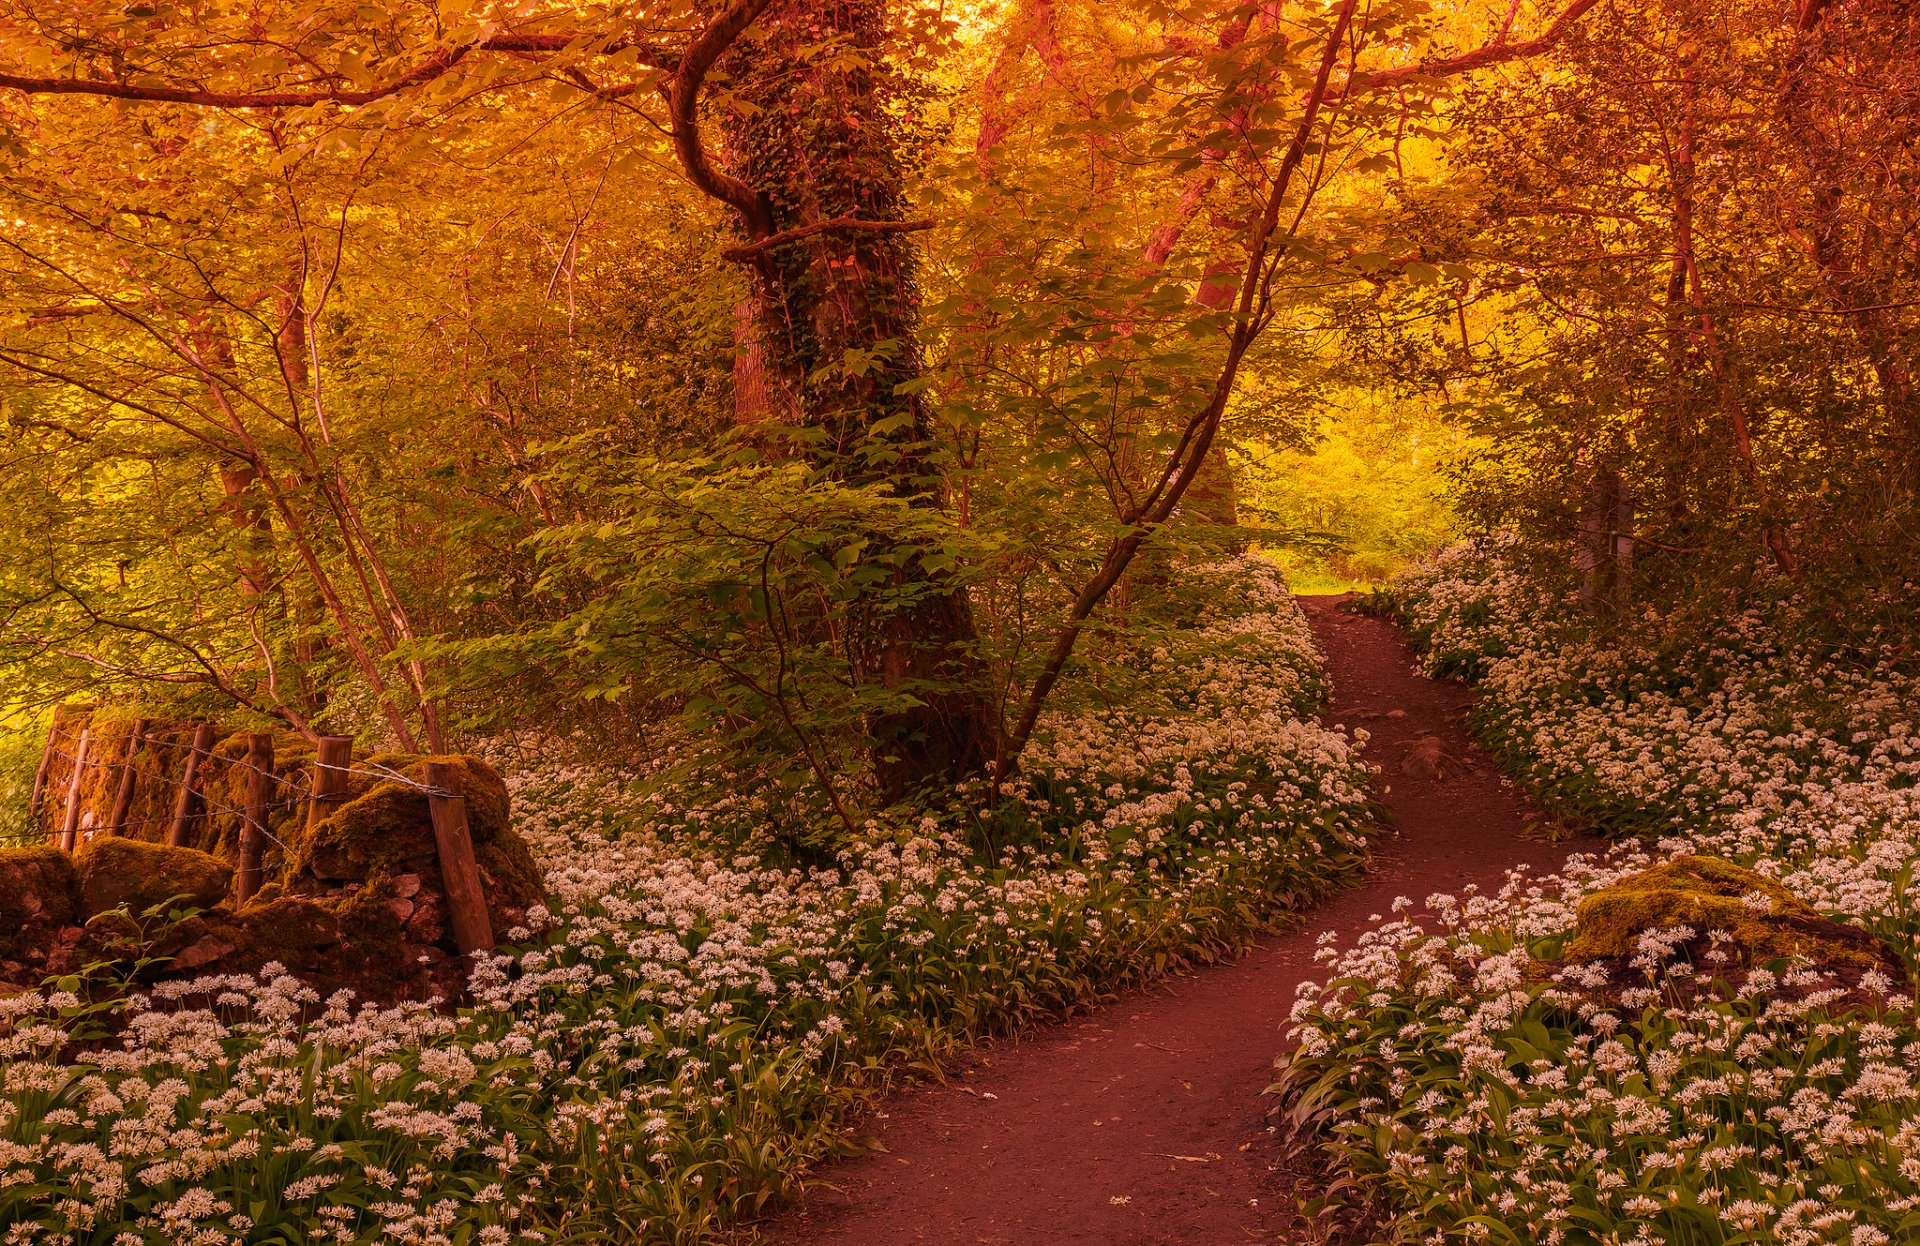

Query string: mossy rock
[478,829,548,915]
[72,837,232,919]
[1566,854,1898,973]
[229,897,344,969]
[293,754,509,882]
[0,845,78,958]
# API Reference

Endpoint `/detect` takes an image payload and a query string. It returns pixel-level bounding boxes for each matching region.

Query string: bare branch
[666,0,779,234]
[1330,0,1603,100]
[720,214,933,262]
[0,33,676,110]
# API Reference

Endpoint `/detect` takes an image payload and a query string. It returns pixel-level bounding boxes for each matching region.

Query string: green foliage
[1352,0,1920,590]
[1238,392,1464,589]
[1279,545,1920,1243]
[0,713,45,845]
[450,450,1001,830]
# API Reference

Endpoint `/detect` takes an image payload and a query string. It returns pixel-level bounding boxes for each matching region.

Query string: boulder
[72,837,232,919]
[0,844,77,931]
[477,827,548,920]
[0,845,78,962]
[231,897,343,967]
[293,753,510,881]
[1566,854,1901,977]
[1401,735,1469,781]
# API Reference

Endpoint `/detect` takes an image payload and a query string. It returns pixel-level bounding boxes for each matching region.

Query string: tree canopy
[1,0,1912,822]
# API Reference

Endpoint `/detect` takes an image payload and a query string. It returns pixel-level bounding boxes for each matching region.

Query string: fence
[24,711,493,954]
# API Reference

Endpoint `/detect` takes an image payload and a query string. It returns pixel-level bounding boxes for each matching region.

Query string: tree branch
[1330,0,1603,100]
[666,0,779,234]
[0,33,673,109]
[720,214,933,262]
[995,0,1363,786]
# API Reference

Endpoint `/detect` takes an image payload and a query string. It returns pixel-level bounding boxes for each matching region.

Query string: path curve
[756,595,1592,1245]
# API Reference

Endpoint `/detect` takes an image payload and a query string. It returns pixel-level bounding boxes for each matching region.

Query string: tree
[0,0,1611,809]
[1374,0,1919,588]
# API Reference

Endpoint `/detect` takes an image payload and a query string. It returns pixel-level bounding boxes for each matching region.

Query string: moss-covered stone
[72,837,231,919]
[1566,854,1898,973]
[293,753,509,881]
[0,845,78,959]
[231,897,343,966]
[478,829,548,916]
[25,747,545,1007]
[0,844,77,929]
[31,710,318,861]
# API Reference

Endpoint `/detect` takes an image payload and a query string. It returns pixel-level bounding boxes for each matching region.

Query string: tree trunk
[721,0,998,796]
[1669,64,1796,575]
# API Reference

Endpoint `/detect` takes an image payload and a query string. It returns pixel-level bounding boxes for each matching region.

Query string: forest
[0,0,1915,1242]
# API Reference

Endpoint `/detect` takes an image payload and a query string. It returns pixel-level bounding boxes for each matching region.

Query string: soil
[754,595,1596,1245]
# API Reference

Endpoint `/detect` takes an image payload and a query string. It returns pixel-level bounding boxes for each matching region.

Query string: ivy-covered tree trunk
[722,0,999,797]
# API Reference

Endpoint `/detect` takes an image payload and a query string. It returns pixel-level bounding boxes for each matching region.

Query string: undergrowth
[1277,542,1920,1246]
[1,556,1375,1244]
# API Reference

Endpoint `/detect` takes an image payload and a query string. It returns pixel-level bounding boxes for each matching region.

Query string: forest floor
[754,595,1600,1245]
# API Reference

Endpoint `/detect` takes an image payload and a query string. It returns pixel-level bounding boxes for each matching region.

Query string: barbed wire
[38,735,321,799]
[32,724,479,896]
[32,737,460,838]
[44,721,460,791]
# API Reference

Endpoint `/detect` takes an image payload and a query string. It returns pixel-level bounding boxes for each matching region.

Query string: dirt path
[756,595,1591,1245]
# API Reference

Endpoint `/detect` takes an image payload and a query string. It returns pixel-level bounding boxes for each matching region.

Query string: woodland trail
[756,595,1596,1245]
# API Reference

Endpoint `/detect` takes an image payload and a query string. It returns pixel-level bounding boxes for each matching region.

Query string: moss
[0,845,78,958]
[72,837,231,919]
[292,753,510,881]
[196,729,315,864]
[1566,854,1897,972]
[333,870,405,947]
[477,829,548,915]
[32,712,317,848]
[229,897,343,967]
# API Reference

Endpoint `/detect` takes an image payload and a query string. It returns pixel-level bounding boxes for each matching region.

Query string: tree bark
[1668,63,1797,575]
[720,1,999,796]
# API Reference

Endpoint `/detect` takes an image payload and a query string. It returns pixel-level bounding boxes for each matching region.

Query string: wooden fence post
[58,726,91,852]
[423,761,494,956]
[106,719,147,837]
[236,732,274,905]
[306,736,353,832]
[168,723,217,848]
[27,717,58,824]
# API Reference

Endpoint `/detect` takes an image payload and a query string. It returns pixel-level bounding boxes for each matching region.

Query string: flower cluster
[2,556,1374,1244]
[1281,544,1920,1245]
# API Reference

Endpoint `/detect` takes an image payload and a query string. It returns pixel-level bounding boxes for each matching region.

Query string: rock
[235,897,342,955]
[387,896,416,924]
[391,872,422,899]
[173,934,238,971]
[1566,854,1904,978]
[293,753,510,881]
[0,845,78,958]
[403,892,447,944]
[1401,735,1468,780]
[72,837,232,919]
[1384,708,1407,719]
[477,829,548,920]
[405,943,448,966]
